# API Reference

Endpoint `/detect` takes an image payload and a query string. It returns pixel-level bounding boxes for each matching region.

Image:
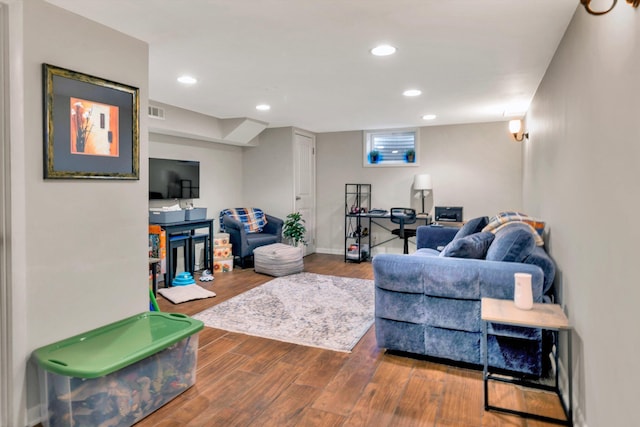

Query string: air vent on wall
[148,105,165,120]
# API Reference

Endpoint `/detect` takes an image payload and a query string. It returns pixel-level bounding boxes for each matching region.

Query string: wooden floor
[136,253,566,427]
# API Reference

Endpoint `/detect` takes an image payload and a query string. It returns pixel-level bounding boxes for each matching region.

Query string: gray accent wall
[525,7,638,427]
[316,122,523,255]
[149,133,244,229]
[242,127,296,222]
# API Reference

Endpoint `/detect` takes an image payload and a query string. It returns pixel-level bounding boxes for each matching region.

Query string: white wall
[525,7,639,426]
[8,1,149,423]
[316,121,523,255]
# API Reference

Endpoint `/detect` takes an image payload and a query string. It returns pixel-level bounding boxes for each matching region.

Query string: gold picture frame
[43,63,139,179]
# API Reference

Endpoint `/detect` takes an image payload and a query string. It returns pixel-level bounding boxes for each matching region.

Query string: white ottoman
[253,243,304,277]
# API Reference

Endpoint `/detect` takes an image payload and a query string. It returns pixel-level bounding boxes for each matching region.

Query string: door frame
[1,2,28,425]
[293,129,316,255]
[0,3,10,425]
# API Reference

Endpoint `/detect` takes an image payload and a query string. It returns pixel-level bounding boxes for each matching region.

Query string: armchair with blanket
[373,213,556,376]
[220,208,284,268]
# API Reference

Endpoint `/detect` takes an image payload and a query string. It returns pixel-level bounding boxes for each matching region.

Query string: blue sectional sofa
[372,215,556,376]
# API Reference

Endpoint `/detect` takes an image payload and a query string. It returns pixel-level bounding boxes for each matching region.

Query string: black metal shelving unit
[344,184,372,263]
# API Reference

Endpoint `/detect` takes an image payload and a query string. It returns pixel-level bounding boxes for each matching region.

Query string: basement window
[363,128,419,167]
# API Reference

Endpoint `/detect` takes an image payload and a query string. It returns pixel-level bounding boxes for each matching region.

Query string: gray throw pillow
[440,232,495,259]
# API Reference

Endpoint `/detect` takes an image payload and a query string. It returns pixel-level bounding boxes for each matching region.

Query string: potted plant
[369,150,380,164]
[405,149,415,163]
[283,212,307,247]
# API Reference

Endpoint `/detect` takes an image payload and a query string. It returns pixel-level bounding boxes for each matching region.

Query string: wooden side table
[481,297,573,426]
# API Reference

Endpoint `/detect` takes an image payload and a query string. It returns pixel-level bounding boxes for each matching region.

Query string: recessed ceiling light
[403,89,422,97]
[177,75,197,85]
[422,114,437,120]
[256,104,271,111]
[371,44,397,56]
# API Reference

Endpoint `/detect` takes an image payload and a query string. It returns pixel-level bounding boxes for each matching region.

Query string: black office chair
[390,207,418,254]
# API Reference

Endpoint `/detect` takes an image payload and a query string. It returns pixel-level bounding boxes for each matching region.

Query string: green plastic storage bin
[33,312,204,427]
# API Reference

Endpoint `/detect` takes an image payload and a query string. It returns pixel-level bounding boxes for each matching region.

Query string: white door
[293,131,316,255]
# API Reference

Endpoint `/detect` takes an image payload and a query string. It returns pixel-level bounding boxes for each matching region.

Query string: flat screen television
[149,158,200,200]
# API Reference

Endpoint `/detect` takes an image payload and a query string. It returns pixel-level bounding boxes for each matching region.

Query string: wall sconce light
[413,174,432,215]
[509,119,529,142]
[581,0,639,16]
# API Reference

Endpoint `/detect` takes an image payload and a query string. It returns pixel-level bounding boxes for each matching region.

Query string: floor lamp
[413,174,432,215]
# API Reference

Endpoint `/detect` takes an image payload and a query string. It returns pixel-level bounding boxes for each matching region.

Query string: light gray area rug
[192,272,375,352]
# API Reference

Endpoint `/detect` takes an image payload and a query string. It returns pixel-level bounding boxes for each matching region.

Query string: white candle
[514,273,533,310]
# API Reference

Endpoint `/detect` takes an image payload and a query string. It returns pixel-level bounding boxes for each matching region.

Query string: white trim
[2,2,28,426]
[26,406,43,427]
[314,247,343,256]
[293,128,316,255]
[0,3,9,426]
[558,356,587,427]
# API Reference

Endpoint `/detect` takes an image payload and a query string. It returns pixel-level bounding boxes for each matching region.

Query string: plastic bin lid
[33,312,203,378]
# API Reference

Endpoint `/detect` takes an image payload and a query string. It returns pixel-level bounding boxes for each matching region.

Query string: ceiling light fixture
[580,0,639,15]
[177,75,197,85]
[403,89,422,97]
[371,44,396,56]
[256,104,271,111]
[422,114,437,120]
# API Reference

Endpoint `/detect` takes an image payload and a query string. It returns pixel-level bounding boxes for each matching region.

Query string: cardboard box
[214,244,232,258]
[148,225,166,275]
[213,256,234,273]
[214,233,230,246]
[34,313,203,427]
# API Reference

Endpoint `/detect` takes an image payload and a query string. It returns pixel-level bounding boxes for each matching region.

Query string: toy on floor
[199,269,214,282]
[172,272,195,286]
[149,289,160,312]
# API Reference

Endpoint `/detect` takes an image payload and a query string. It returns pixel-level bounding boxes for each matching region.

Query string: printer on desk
[434,206,463,222]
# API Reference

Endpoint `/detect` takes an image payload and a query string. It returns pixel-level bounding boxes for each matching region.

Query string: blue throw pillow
[439,232,495,259]
[454,216,489,240]
[485,223,535,263]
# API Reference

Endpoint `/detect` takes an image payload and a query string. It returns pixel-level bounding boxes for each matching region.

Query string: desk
[481,297,573,426]
[367,212,431,248]
[152,218,214,287]
[431,220,465,228]
[344,212,431,261]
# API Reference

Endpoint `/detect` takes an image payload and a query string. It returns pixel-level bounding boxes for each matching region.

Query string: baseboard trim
[27,405,43,427]
[558,357,588,427]
[314,247,343,256]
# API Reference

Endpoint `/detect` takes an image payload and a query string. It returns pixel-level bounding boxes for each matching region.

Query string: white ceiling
[45,0,578,133]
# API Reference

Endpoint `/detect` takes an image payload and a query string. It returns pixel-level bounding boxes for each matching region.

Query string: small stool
[190,233,210,272]
[166,234,191,286]
[253,243,303,277]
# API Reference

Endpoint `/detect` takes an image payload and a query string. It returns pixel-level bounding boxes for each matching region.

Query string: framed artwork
[43,63,140,179]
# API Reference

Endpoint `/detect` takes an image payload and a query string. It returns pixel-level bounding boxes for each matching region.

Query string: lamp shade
[509,119,522,134]
[413,174,432,190]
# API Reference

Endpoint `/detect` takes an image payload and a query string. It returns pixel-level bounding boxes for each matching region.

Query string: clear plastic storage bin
[33,312,203,427]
